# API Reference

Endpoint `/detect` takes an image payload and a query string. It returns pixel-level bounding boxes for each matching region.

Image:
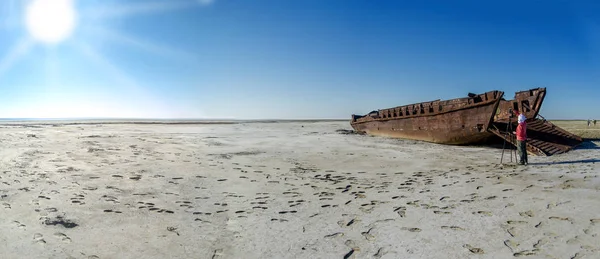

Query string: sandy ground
[0,121,599,259]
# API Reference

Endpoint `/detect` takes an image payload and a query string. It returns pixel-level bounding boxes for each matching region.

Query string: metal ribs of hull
[489,119,583,156]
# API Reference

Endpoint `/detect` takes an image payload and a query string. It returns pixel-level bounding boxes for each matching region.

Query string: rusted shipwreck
[350,88,582,156]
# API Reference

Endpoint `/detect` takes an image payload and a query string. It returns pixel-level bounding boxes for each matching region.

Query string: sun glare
[25,0,77,44]
[0,0,211,117]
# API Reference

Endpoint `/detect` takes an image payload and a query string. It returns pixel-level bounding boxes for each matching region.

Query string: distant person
[513,109,528,165]
[588,119,591,127]
[594,120,597,126]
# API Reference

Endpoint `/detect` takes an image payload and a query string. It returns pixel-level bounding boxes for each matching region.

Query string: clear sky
[0,0,599,119]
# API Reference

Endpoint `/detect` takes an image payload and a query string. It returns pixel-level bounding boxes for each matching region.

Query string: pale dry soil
[0,122,599,259]
[550,120,600,139]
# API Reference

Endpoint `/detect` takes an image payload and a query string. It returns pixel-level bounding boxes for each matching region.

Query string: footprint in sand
[343,249,357,259]
[473,211,492,216]
[546,201,571,209]
[70,195,86,205]
[324,232,344,239]
[14,221,26,229]
[33,233,46,244]
[30,199,40,206]
[102,195,119,204]
[167,226,180,236]
[344,239,359,250]
[211,249,224,258]
[54,232,72,243]
[463,244,484,254]
[506,227,519,237]
[507,220,528,225]
[344,218,361,227]
[441,226,465,231]
[129,175,142,181]
[519,211,534,217]
[513,249,538,257]
[278,211,297,214]
[570,252,585,259]
[401,227,421,232]
[361,228,375,241]
[533,238,548,249]
[549,216,571,221]
[103,209,123,214]
[503,239,519,252]
[176,201,193,208]
[373,247,389,258]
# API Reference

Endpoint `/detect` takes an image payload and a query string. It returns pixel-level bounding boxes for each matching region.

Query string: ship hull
[351,104,499,145]
[350,87,582,156]
[350,90,504,145]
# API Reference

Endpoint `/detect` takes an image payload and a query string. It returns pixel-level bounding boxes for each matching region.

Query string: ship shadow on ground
[573,140,600,150]
[477,138,599,152]
[526,141,598,166]
[470,137,518,151]
[528,158,600,166]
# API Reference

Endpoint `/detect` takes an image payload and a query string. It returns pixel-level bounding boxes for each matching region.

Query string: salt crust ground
[0,121,598,259]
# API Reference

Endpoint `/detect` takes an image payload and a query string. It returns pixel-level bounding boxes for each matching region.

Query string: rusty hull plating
[350,90,504,145]
[350,87,583,156]
[494,88,547,122]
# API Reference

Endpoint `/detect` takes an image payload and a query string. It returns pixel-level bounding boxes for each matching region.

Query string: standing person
[588,119,591,127]
[594,120,597,126]
[513,109,528,165]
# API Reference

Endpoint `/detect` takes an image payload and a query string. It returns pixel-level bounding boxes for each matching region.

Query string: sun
[25,0,78,44]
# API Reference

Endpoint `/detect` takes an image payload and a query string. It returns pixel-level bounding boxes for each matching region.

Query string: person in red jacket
[512,108,528,165]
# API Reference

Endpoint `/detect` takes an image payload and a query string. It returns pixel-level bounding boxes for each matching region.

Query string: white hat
[518,114,526,123]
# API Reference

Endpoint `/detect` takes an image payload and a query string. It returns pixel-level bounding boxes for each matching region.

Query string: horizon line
[0,117,594,121]
[0,117,351,122]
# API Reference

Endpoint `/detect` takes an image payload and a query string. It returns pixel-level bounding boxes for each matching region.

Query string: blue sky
[0,0,599,119]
